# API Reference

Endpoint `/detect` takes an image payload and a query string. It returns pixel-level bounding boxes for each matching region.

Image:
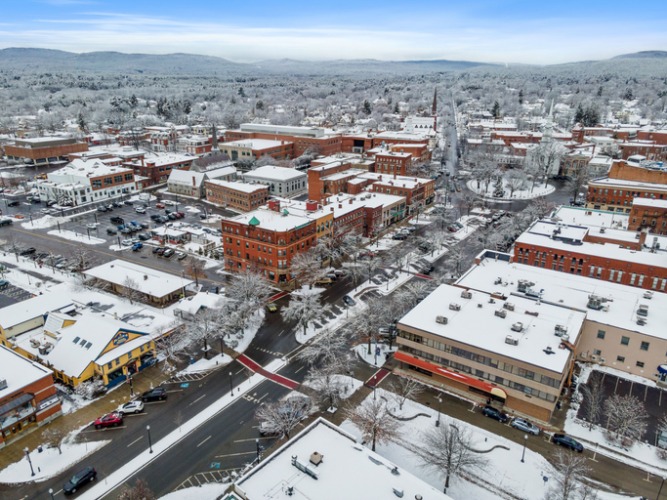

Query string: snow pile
[46,230,106,245]
[159,483,228,500]
[180,352,232,374]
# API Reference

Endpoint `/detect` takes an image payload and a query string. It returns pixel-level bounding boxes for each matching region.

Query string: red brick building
[628,198,667,235]
[221,203,317,284]
[4,137,88,166]
[124,154,194,186]
[205,179,269,212]
[374,151,413,176]
[0,346,62,447]
[224,124,342,158]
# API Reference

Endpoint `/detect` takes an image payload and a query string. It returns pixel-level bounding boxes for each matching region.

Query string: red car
[94,411,123,429]
[155,203,165,209]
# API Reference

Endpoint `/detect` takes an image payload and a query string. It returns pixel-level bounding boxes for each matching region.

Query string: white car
[86,223,97,229]
[135,207,146,214]
[163,200,176,206]
[118,400,144,415]
[121,239,134,246]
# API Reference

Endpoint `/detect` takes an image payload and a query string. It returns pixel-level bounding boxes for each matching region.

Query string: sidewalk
[0,364,170,470]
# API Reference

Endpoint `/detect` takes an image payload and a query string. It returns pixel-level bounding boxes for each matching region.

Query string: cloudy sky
[0,0,664,64]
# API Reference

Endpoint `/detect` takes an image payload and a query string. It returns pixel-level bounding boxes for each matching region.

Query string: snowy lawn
[302,374,363,402]
[354,343,397,367]
[0,439,108,484]
[46,229,106,245]
[467,177,555,202]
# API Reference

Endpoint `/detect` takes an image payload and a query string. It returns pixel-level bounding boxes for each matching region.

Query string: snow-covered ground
[46,229,106,245]
[354,343,397,367]
[302,374,363,402]
[341,388,635,500]
[159,483,228,500]
[467,177,555,202]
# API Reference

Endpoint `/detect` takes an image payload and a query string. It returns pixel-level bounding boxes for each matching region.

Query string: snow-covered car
[86,223,97,229]
[164,200,176,206]
[118,400,145,415]
[342,295,356,306]
[176,251,187,260]
[510,417,540,435]
[135,206,146,214]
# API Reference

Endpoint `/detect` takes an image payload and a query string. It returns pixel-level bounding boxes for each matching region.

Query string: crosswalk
[173,467,244,491]
[252,346,283,358]
[168,370,212,383]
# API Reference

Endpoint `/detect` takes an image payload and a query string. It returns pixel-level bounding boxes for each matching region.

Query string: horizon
[0,0,665,65]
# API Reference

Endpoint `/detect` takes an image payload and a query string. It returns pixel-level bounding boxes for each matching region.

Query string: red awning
[394,351,507,399]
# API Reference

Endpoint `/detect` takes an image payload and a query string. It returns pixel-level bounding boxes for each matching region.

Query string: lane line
[233,436,274,443]
[127,436,143,448]
[189,394,206,406]
[196,435,212,448]
[214,451,256,458]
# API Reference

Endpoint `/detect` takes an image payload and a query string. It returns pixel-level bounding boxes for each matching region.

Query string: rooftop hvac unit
[495,309,507,318]
[461,290,472,299]
[436,316,448,325]
[637,317,647,326]
[503,302,515,311]
[449,303,461,311]
[517,279,535,293]
[644,291,654,300]
[0,379,7,390]
[637,304,649,317]
[511,322,524,332]
[505,335,519,346]
[554,324,568,336]
[587,294,607,310]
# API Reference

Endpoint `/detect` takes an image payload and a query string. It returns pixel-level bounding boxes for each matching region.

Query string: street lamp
[373,376,377,401]
[24,447,35,476]
[146,425,153,454]
[49,488,54,500]
[658,476,666,500]
[229,371,234,396]
[256,438,261,462]
[436,396,442,427]
[521,434,528,463]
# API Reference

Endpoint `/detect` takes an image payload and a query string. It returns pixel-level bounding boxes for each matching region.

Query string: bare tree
[298,327,350,368]
[350,296,389,355]
[411,423,488,494]
[345,397,399,452]
[226,269,273,320]
[290,250,327,289]
[546,449,594,500]
[604,394,648,443]
[526,140,565,191]
[281,289,329,336]
[505,170,527,198]
[184,257,205,287]
[121,277,143,305]
[256,396,312,440]
[42,425,69,455]
[579,372,604,430]
[153,325,190,374]
[390,377,423,411]
[186,306,222,359]
[117,479,157,500]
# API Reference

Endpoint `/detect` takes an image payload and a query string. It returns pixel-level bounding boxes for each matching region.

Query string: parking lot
[0,280,35,307]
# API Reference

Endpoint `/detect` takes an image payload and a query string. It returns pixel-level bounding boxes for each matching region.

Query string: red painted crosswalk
[365,368,391,388]
[237,354,299,390]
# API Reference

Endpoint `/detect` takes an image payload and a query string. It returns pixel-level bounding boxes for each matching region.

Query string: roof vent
[643,291,654,300]
[637,304,649,317]
[461,290,472,299]
[637,317,647,326]
[505,335,519,346]
[449,303,461,311]
[511,322,524,332]
[554,324,568,336]
[0,379,7,390]
[517,279,535,293]
[544,346,555,355]
[503,302,515,311]
[435,315,448,325]
[495,309,507,318]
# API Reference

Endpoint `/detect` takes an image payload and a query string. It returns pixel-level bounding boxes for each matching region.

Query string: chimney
[338,203,342,208]
[268,199,281,212]
[349,199,353,204]
[192,176,196,187]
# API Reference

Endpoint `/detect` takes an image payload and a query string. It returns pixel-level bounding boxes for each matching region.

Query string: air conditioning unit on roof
[436,316,448,325]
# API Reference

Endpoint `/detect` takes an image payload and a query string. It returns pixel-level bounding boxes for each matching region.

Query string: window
[597,330,606,339]
[616,356,625,362]
[636,361,645,368]
[593,349,602,356]
[621,336,630,346]
[640,341,650,351]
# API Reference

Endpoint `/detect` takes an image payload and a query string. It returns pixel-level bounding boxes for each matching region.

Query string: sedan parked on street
[510,417,540,435]
[481,405,509,423]
[94,411,123,429]
[141,387,168,402]
[63,466,97,495]
[118,400,145,415]
[552,433,584,452]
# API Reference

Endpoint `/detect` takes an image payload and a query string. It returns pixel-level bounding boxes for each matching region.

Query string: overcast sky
[0,0,664,64]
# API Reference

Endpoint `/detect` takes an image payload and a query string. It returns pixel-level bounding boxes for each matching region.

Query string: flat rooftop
[226,206,314,232]
[551,206,628,230]
[235,418,451,500]
[0,345,53,400]
[457,254,667,342]
[243,165,306,182]
[398,283,585,373]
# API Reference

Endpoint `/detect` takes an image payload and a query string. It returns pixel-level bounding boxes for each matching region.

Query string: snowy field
[467,176,555,202]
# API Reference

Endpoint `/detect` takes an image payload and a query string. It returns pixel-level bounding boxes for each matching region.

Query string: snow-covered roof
[358,172,432,188]
[398,284,585,374]
[235,418,452,500]
[243,165,306,182]
[205,179,269,194]
[0,345,54,400]
[551,206,628,230]
[226,206,313,232]
[173,293,224,317]
[204,165,237,179]
[0,293,74,331]
[589,177,667,192]
[168,169,205,186]
[220,138,287,150]
[457,256,667,342]
[52,158,133,178]
[632,197,667,209]
[83,260,193,298]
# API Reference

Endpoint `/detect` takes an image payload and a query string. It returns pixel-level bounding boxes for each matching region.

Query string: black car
[124,200,134,205]
[97,206,108,213]
[106,228,117,235]
[19,247,36,256]
[141,386,167,402]
[7,200,20,207]
[63,466,97,495]
[481,405,509,423]
[342,295,356,306]
[0,219,12,227]
[552,433,584,452]
[110,216,124,224]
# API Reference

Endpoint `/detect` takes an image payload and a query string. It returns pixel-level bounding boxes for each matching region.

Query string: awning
[395,351,505,398]
[659,364,667,375]
[0,393,33,416]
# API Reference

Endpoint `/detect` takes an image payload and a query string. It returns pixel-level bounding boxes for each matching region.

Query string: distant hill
[612,50,667,59]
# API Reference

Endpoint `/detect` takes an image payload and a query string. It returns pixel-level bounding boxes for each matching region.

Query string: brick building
[218,139,293,164]
[221,204,317,284]
[205,179,269,212]
[124,154,194,187]
[4,137,88,166]
[225,123,342,158]
[628,198,667,235]
[374,151,413,176]
[0,345,62,447]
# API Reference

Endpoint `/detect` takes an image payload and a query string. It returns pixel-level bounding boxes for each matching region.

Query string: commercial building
[123,153,194,186]
[0,346,61,447]
[167,169,207,198]
[36,158,137,206]
[218,139,293,164]
[395,281,585,422]
[222,204,317,284]
[4,136,88,166]
[373,151,413,176]
[628,197,667,235]
[242,165,307,199]
[205,179,270,212]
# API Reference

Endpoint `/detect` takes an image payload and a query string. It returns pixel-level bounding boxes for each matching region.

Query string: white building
[242,165,307,198]
[36,159,137,206]
[167,169,207,198]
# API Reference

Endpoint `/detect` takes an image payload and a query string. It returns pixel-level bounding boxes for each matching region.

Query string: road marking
[235,367,245,375]
[233,436,274,443]
[257,392,269,402]
[278,329,285,337]
[197,435,212,448]
[189,394,206,406]
[294,366,304,374]
[127,436,143,447]
[214,451,256,458]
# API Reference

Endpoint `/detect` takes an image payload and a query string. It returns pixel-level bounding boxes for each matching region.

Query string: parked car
[163,248,175,258]
[121,239,134,246]
[110,216,124,224]
[63,466,97,495]
[132,242,143,251]
[97,206,108,213]
[86,223,97,230]
[7,200,20,207]
[46,200,57,207]
[135,206,146,214]
[392,232,408,240]
[0,279,10,289]
[315,277,333,285]
[118,400,144,415]
[176,251,187,260]
[94,411,123,429]
[481,405,509,423]
[266,303,278,313]
[164,199,176,206]
[343,295,356,306]
[141,387,167,402]
[150,214,162,221]
[138,233,151,241]
[552,433,584,452]
[168,213,177,220]
[124,200,134,205]
[511,418,540,435]
[155,202,165,209]
[19,247,36,256]
[0,219,13,227]
[113,201,124,208]
[154,247,166,255]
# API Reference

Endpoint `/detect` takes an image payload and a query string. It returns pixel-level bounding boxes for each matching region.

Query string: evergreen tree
[491,100,501,119]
